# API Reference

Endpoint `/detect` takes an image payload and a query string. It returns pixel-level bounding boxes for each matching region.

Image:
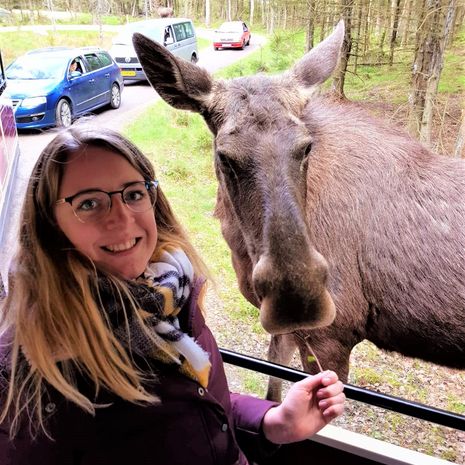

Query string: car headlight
[21,96,47,109]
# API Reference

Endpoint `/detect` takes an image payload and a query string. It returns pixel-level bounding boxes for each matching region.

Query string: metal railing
[219,348,465,432]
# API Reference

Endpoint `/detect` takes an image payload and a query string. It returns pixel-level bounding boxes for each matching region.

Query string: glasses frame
[55,180,159,223]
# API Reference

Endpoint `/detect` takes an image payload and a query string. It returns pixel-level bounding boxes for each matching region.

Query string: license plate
[121,70,136,77]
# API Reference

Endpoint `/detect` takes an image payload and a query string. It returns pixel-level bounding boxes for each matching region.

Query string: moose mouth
[253,253,336,335]
[259,289,336,334]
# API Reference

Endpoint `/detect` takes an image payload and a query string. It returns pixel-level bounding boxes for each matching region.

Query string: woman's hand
[262,370,345,444]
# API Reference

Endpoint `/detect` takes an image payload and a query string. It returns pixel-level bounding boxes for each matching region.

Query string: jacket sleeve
[230,393,281,463]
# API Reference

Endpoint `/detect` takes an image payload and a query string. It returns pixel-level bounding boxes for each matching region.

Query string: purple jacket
[0,280,278,465]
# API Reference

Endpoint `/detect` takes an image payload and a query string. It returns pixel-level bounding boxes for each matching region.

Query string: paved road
[0,26,265,282]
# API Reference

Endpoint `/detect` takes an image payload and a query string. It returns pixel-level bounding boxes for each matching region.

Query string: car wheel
[110,83,121,109]
[55,99,72,128]
[214,46,219,51]
[190,53,198,64]
[246,36,251,46]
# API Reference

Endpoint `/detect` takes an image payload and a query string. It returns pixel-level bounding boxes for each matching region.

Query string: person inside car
[68,59,82,75]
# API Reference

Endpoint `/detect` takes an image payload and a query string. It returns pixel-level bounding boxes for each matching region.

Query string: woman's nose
[104,196,134,228]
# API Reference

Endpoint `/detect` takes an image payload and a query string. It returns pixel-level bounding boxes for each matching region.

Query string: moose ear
[291,20,345,87]
[132,32,213,113]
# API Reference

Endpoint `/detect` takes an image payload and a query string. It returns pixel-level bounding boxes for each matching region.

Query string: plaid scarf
[98,248,211,388]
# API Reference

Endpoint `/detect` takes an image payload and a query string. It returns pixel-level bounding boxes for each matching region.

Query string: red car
[213,21,251,50]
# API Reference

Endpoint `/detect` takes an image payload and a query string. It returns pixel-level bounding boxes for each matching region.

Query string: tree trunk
[47,0,56,32]
[205,0,210,26]
[454,105,465,158]
[319,0,327,41]
[331,0,354,99]
[408,0,457,144]
[269,3,275,34]
[389,0,401,65]
[353,0,363,73]
[250,0,254,25]
[305,0,315,51]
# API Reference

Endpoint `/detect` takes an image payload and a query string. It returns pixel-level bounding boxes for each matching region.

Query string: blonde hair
[0,126,209,438]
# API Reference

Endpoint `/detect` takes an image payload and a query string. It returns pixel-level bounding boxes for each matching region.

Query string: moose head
[133,23,345,334]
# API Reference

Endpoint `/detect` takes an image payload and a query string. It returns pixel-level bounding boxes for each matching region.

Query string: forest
[2,0,464,155]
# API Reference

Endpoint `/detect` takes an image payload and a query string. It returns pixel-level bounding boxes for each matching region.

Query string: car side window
[243,23,248,31]
[173,23,189,41]
[182,22,194,39]
[97,52,112,67]
[84,53,101,72]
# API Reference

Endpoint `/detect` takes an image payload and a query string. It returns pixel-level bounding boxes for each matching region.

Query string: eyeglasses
[56,180,159,223]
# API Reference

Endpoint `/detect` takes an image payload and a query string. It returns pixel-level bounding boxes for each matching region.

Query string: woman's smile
[102,238,139,253]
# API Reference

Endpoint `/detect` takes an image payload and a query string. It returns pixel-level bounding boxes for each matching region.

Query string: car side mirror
[164,37,174,45]
[69,70,82,78]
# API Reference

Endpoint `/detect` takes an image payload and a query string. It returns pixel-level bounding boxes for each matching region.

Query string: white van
[110,18,198,81]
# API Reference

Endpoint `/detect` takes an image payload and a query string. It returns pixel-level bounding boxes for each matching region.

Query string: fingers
[297,370,342,393]
[314,371,345,420]
[317,378,344,400]
[296,369,338,392]
[318,392,346,420]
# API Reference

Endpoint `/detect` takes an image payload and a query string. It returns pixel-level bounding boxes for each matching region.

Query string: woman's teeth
[105,239,137,252]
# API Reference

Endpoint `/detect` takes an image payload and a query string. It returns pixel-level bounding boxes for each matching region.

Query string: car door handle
[105,73,110,78]
[88,79,95,83]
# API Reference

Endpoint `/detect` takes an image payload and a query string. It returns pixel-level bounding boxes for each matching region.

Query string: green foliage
[218,24,463,110]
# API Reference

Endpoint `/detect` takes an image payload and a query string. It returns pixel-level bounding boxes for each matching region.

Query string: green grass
[0,30,116,66]
[446,395,465,414]
[242,372,268,397]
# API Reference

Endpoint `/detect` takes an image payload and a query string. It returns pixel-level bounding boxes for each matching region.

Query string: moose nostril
[252,255,273,301]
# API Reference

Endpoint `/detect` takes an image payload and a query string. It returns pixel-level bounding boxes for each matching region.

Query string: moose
[133,22,465,400]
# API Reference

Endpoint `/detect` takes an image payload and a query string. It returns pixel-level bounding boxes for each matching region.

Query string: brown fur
[133,23,465,400]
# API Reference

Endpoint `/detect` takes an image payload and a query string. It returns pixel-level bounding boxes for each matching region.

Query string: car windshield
[218,22,243,32]
[113,24,163,44]
[6,55,66,80]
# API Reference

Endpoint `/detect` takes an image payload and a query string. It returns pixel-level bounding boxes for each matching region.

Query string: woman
[0,126,344,464]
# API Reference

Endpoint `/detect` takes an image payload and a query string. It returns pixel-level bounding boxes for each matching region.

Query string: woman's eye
[76,198,100,211]
[125,190,145,203]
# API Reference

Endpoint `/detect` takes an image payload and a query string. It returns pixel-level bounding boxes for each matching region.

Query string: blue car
[5,46,123,129]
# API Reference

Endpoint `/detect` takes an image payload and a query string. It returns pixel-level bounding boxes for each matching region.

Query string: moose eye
[304,143,313,157]
[217,152,240,175]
